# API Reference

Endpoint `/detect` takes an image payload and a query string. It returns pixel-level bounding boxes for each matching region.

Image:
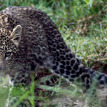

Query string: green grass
[0,0,107,107]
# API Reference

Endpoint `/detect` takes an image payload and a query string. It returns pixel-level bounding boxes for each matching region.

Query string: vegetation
[0,0,107,107]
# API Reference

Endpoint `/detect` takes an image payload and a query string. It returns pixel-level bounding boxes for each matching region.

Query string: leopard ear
[10,25,22,47]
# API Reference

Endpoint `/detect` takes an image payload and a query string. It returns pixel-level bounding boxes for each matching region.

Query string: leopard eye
[5,52,12,58]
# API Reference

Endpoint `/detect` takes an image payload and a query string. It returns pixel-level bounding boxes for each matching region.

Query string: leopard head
[0,15,22,72]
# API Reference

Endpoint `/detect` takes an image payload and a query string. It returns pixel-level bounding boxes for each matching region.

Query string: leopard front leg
[10,69,32,87]
[8,69,32,107]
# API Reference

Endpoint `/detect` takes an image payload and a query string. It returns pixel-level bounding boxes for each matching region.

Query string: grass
[0,0,107,107]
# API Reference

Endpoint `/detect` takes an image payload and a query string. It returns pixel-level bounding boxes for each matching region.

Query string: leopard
[0,6,107,106]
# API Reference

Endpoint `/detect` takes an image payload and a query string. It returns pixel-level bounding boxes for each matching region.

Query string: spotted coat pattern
[0,6,107,89]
